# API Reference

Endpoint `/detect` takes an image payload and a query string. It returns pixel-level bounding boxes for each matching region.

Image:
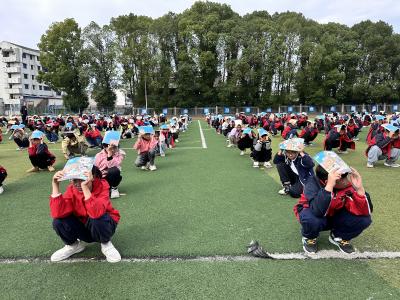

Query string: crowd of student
[208,110,400,254]
[0,112,190,262]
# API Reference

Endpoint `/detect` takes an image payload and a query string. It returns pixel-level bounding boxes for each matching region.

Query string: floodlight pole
[144,75,148,111]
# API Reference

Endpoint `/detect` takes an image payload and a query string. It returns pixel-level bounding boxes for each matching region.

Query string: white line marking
[198,120,207,149]
[0,146,203,152]
[1,251,400,264]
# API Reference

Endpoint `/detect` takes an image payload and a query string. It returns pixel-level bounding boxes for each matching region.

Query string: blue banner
[351,106,356,112]
[224,107,230,114]
[309,106,315,112]
[245,107,251,113]
[372,106,377,112]
[330,106,336,112]
[266,108,272,113]
[393,105,398,111]
[288,106,293,112]
[182,109,188,114]
[141,108,147,114]
[162,108,168,115]
[204,108,209,114]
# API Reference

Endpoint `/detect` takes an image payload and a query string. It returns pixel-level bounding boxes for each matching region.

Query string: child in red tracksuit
[294,165,372,254]
[49,167,121,263]
[27,131,56,173]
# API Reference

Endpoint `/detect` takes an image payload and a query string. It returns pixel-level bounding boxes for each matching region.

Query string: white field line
[198,120,207,149]
[2,251,400,264]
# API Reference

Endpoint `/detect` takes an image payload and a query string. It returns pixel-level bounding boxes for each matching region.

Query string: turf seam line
[2,251,400,263]
[198,120,207,149]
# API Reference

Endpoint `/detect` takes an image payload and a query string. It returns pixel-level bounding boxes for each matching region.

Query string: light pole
[144,74,148,112]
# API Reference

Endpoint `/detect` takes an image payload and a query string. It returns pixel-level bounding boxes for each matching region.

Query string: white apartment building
[0,41,62,115]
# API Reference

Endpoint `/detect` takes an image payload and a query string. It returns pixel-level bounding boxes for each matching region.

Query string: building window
[37,56,40,61]
[22,53,26,59]
[56,91,61,96]
[24,84,29,89]
[32,75,35,80]
[6,63,10,67]
[32,85,36,90]
[8,73,11,78]
[39,85,42,90]
[37,66,41,71]
[31,65,34,70]
[24,74,28,79]
[3,52,10,57]
[9,84,12,89]
[44,86,51,91]
[23,63,27,69]
[30,54,34,60]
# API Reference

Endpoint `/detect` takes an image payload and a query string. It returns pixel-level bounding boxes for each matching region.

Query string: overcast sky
[2,0,400,49]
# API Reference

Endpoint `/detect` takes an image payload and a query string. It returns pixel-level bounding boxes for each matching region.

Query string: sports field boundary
[197,120,207,148]
[2,250,400,264]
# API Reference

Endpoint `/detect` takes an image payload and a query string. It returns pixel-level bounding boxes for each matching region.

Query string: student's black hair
[102,143,109,149]
[92,165,103,179]
[315,165,329,181]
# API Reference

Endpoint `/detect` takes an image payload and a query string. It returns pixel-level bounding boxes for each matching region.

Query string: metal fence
[2,103,400,117]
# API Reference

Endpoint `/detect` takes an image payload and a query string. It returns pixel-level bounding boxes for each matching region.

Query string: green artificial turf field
[0,120,399,299]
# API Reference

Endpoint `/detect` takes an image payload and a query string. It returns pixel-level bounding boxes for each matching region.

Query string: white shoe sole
[51,244,86,262]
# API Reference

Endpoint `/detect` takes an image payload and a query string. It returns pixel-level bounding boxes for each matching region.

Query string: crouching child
[27,130,56,173]
[49,159,121,263]
[251,129,272,168]
[133,126,158,171]
[294,151,372,254]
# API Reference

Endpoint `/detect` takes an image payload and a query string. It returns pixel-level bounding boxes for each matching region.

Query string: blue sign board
[162,108,168,115]
[288,106,293,112]
[372,106,377,112]
[182,109,188,114]
[309,106,315,112]
[393,105,398,111]
[245,107,251,113]
[351,106,356,112]
[330,106,336,112]
[224,107,230,114]
[204,108,209,114]
[266,108,272,113]
[141,108,147,114]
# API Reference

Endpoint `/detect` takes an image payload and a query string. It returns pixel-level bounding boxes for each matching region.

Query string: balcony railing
[5,67,21,73]
[5,88,22,94]
[2,55,19,63]
[7,77,21,84]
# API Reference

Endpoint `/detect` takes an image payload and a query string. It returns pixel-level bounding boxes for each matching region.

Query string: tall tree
[38,18,89,112]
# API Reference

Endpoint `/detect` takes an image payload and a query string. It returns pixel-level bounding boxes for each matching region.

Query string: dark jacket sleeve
[273,152,285,164]
[375,133,391,149]
[304,177,332,217]
[299,154,314,169]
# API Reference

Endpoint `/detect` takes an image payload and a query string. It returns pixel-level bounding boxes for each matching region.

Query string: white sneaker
[141,163,150,170]
[101,241,121,263]
[264,162,273,168]
[227,143,233,148]
[253,162,259,168]
[240,151,245,156]
[366,163,374,168]
[110,187,120,199]
[50,241,86,262]
[384,162,400,168]
[175,139,179,143]
[0,185,4,194]
[149,165,157,171]
[160,153,165,157]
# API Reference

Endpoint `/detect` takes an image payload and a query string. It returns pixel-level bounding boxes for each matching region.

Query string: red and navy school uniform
[299,125,318,145]
[366,131,400,157]
[294,176,372,240]
[282,123,298,140]
[0,166,7,186]
[50,178,120,245]
[273,152,315,198]
[28,143,56,169]
[346,122,359,139]
[324,128,355,151]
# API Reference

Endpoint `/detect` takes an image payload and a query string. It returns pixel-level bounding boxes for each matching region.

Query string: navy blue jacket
[273,152,315,185]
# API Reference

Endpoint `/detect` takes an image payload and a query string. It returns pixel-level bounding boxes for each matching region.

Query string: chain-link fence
[2,103,400,117]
